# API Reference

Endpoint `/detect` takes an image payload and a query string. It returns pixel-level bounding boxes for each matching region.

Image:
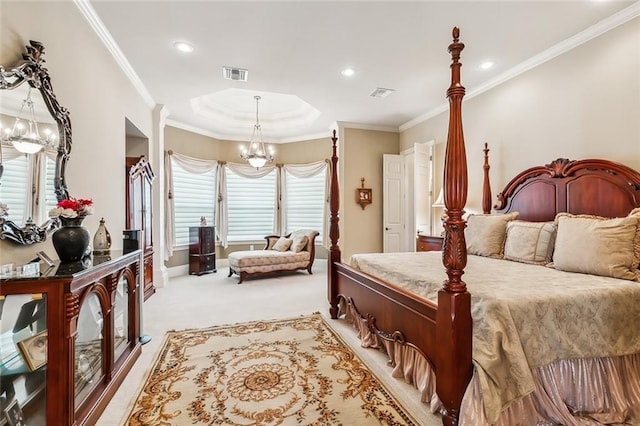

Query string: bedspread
[349,251,640,422]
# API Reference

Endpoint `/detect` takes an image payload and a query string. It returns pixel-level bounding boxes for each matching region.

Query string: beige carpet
[126,314,418,425]
[97,261,441,426]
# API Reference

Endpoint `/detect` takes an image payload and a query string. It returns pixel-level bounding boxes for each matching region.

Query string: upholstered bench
[227,230,319,283]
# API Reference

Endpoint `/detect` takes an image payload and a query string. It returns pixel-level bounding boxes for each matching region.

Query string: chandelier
[240,96,274,169]
[1,86,56,154]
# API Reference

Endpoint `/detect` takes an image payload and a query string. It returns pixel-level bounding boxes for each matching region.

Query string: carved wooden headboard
[493,158,640,221]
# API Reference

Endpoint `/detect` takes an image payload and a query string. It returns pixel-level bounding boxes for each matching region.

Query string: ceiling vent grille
[222,66,249,82]
[369,87,394,98]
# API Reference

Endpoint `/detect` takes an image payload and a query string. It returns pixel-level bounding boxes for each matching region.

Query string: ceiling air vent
[369,87,394,98]
[222,66,248,82]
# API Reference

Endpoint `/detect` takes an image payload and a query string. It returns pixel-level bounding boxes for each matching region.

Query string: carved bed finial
[328,129,341,319]
[482,143,492,214]
[442,27,467,294]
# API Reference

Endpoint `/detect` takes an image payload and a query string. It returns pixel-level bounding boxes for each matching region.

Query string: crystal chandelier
[0,86,56,154]
[240,96,274,169]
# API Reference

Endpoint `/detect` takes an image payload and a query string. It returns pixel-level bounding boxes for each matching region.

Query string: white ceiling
[87,1,638,143]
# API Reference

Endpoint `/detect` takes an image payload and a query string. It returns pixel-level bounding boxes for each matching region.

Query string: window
[285,169,325,242]
[0,153,29,223]
[38,154,58,220]
[226,169,276,241]
[171,159,216,246]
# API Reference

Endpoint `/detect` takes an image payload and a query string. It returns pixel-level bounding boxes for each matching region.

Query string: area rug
[126,313,418,425]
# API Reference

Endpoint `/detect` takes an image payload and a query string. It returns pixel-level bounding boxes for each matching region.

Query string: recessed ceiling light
[341,68,355,77]
[173,41,194,53]
[480,61,494,70]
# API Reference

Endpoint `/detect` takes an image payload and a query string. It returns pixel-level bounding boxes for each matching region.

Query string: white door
[414,143,433,235]
[383,154,404,252]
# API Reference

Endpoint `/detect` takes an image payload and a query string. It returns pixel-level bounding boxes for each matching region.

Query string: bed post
[482,142,492,214]
[328,130,341,319]
[436,27,473,426]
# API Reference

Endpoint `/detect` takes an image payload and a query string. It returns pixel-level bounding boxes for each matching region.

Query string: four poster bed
[327,28,640,425]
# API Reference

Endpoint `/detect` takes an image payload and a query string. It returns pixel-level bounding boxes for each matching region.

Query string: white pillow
[272,237,292,252]
[290,235,309,253]
[465,212,519,258]
[503,221,557,265]
[553,213,640,281]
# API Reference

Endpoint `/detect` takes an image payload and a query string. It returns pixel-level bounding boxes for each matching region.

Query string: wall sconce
[356,177,372,210]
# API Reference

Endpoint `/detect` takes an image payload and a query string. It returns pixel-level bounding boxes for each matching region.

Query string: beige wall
[1,2,154,266]
[341,128,400,260]
[164,126,334,268]
[401,18,640,217]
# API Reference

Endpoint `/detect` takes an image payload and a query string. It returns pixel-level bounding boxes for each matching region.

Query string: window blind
[171,159,216,246]
[43,155,58,219]
[0,154,29,223]
[227,168,276,241]
[285,169,325,242]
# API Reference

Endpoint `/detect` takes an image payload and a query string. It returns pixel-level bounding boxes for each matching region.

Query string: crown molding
[74,0,156,109]
[165,119,330,144]
[399,2,640,132]
[336,121,399,133]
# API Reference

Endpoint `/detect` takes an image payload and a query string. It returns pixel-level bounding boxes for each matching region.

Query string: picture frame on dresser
[17,330,48,371]
[3,398,26,426]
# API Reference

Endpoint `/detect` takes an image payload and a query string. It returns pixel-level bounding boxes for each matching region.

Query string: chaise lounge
[227,229,319,283]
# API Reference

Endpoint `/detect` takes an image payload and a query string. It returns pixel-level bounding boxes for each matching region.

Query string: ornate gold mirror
[0,40,71,244]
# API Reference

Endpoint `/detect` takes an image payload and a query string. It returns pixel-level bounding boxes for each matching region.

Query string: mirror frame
[0,40,71,244]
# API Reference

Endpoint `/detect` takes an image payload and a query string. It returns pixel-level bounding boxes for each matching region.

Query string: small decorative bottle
[93,217,112,254]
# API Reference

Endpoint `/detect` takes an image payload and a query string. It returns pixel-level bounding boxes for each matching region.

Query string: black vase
[52,216,91,263]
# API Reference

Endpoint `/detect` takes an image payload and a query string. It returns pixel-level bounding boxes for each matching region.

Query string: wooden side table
[189,226,217,275]
[416,234,444,252]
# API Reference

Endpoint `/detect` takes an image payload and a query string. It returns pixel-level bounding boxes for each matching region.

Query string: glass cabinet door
[113,275,130,361]
[0,294,47,425]
[74,293,103,409]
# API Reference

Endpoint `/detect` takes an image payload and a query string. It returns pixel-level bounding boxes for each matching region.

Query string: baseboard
[167,259,229,278]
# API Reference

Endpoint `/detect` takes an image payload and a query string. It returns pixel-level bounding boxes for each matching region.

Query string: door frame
[401,140,435,250]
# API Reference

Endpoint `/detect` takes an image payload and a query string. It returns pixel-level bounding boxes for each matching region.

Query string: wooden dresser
[416,234,444,252]
[0,251,141,426]
[189,226,217,275]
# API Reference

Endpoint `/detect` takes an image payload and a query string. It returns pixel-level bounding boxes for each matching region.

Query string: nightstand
[416,234,444,252]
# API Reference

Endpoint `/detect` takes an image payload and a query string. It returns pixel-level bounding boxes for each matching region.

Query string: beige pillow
[272,237,292,251]
[290,235,309,253]
[465,212,519,258]
[504,221,557,265]
[553,213,640,281]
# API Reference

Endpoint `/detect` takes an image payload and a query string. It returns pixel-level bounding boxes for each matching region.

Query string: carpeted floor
[126,314,418,425]
[96,260,442,425]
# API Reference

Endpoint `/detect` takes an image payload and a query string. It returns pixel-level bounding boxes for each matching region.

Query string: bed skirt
[343,302,640,425]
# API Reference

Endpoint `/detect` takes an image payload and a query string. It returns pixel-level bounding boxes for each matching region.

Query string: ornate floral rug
[126,313,418,425]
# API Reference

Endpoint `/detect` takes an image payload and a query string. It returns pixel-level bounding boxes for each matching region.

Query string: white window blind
[285,169,325,242]
[171,159,216,246]
[42,155,58,219]
[0,154,29,223]
[227,169,276,241]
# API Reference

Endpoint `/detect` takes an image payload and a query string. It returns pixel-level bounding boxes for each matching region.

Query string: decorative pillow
[503,221,557,265]
[290,235,309,253]
[465,212,519,258]
[553,213,640,281]
[271,237,292,252]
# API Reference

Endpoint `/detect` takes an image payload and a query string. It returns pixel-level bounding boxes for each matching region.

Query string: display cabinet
[0,251,141,426]
[125,156,155,300]
[189,226,217,275]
